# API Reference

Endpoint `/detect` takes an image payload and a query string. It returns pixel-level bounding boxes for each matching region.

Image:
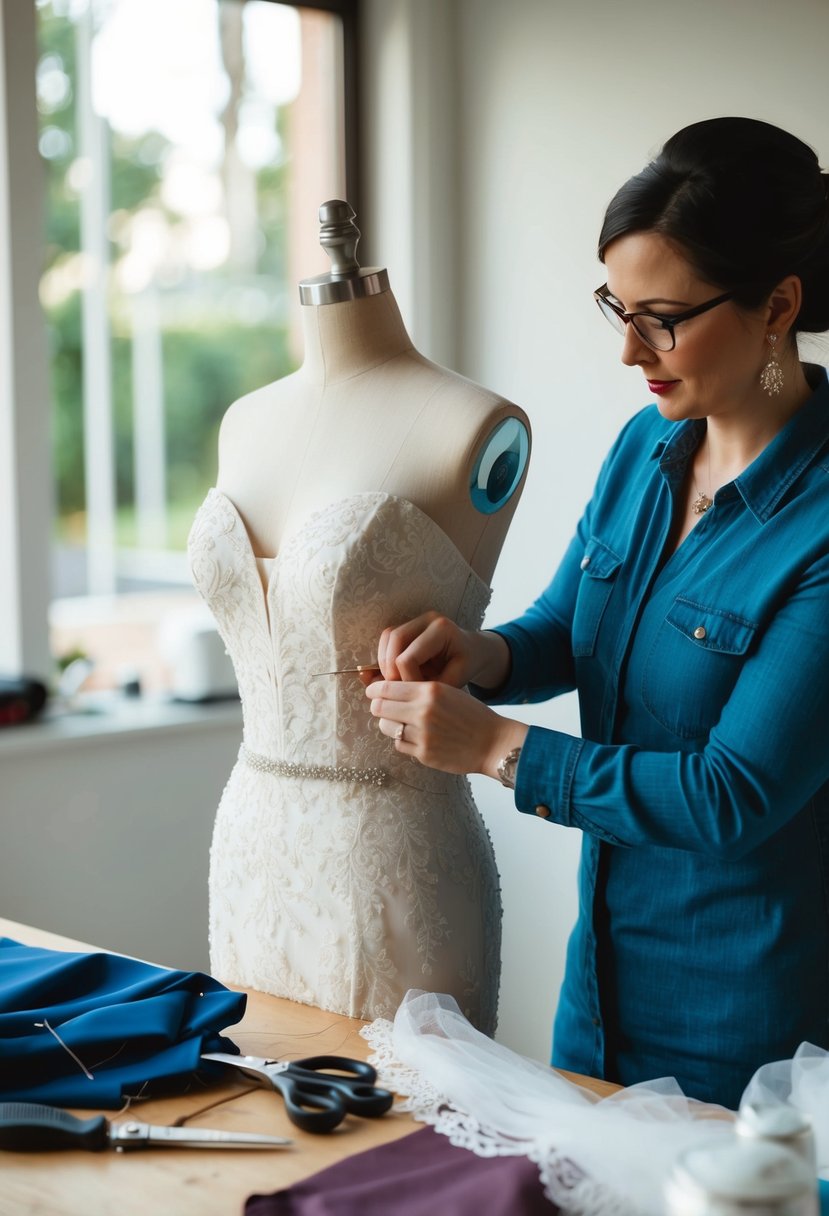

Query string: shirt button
[580,556,591,570]
[592,1016,601,1027]
[693,626,706,640]
[535,804,551,818]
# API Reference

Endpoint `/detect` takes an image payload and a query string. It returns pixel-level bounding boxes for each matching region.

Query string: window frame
[273,0,360,213]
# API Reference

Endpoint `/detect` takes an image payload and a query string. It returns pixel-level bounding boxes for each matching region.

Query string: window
[32,0,355,691]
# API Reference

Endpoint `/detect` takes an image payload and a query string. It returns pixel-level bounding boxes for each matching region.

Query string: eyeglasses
[593,284,735,352]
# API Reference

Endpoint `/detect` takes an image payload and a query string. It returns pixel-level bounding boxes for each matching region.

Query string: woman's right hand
[373,613,511,689]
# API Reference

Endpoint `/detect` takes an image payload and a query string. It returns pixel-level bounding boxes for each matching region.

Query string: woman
[364,117,829,1109]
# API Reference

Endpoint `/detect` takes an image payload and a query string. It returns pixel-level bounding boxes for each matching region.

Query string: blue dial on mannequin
[469,417,529,514]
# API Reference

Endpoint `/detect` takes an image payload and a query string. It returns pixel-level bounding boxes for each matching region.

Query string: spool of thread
[664,1136,818,1216]
[735,1102,817,1169]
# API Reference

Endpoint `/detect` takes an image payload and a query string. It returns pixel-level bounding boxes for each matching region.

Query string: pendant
[692,491,713,515]
[760,360,784,396]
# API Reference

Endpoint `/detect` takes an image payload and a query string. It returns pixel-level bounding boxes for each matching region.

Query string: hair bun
[598,119,829,335]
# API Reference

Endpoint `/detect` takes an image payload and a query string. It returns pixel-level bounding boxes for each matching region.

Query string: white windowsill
[0,691,242,756]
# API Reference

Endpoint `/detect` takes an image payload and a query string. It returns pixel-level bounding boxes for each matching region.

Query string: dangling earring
[760,333,784,397]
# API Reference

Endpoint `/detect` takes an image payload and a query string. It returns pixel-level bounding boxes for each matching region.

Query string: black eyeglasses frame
[593,284,736,352]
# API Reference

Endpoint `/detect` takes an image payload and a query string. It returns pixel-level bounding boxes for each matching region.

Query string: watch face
[498,748,520,788]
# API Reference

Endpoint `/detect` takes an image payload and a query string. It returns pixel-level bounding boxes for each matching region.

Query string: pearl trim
[240,745,388,788]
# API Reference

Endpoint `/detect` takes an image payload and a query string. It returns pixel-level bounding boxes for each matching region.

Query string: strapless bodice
[188,488,491,774]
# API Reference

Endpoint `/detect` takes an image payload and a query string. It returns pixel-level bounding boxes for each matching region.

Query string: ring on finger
[394,724,406,742]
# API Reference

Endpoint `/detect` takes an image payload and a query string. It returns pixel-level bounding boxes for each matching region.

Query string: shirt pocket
[641,596,758,740]
[572,538,622,658]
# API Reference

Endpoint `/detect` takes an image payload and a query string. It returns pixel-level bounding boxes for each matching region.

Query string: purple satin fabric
[245,1126,556,1215]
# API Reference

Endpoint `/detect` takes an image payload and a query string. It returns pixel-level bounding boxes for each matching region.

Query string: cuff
[513,726,584,825]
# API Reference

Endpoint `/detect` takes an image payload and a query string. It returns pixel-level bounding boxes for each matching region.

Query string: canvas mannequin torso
[216,211,530,586]
[189,202,527,1027]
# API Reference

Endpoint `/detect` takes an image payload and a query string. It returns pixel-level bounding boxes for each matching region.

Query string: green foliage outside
[39,1,298,552]
[49,291,292,546]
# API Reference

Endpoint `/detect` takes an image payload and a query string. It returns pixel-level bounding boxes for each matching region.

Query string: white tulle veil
[362,990,827,1216]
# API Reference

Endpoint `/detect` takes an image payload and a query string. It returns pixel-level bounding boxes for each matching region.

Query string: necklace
[691,435,713,515]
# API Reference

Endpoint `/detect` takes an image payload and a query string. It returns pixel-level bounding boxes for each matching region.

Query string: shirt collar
[652,367,829,524]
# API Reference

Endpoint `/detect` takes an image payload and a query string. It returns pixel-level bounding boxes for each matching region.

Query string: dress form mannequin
[188,202,530,1030]
[216,201,530,581]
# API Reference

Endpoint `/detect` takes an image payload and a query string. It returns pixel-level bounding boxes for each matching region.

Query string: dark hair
[598,117,829,334]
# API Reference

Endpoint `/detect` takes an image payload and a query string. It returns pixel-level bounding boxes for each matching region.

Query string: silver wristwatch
[496,747,522,789]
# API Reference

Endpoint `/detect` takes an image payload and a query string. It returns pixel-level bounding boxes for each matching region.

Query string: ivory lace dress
[188,489,501,1031]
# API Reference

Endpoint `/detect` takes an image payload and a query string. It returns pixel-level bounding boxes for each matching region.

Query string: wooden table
[0,919,617,1215]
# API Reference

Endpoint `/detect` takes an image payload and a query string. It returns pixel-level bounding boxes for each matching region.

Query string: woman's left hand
[366,678,528,779]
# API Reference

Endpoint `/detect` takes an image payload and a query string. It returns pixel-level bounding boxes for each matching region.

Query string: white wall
[361,0,829,1060]
[1,705,241,970]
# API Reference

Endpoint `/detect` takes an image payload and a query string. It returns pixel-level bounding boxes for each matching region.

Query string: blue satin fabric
[0,937,246,1108]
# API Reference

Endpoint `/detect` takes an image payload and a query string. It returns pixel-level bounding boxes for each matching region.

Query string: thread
[113,1079,151,1118]
[33,1019,94,1080]
[89,1041,128,1071]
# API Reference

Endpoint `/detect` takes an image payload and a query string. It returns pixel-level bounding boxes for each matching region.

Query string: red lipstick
[647,380,678,395]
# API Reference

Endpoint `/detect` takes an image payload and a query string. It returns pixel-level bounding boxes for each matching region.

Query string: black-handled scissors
[202,1052,394,1134]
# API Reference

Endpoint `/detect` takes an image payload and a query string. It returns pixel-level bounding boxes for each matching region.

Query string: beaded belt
[240,745,388,788]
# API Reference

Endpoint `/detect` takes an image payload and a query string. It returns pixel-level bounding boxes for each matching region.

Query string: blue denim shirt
[483,367,829,1108]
